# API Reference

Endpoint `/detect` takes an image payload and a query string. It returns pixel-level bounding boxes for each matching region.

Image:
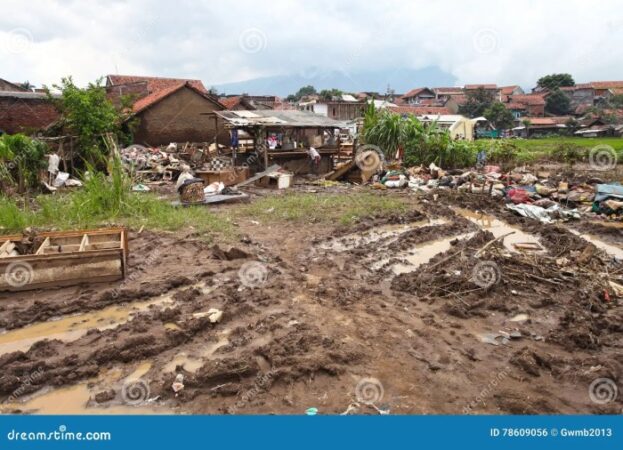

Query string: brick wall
[0,97,59,134]
[106,81,149,107]
[133,87,228,146]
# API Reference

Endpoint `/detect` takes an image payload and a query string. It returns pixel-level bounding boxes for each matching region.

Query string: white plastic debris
[176,171,195,190]
[172,373,184,393]
[53,171,70,187]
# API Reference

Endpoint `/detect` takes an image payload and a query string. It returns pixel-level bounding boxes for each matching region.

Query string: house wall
[133,88,227,146]
[0,97,59,134]
[527,104,545,116]
[0,80,26,92]
[326,102,365,120]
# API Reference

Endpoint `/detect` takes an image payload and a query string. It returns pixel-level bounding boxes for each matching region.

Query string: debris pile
[374,162,622,223]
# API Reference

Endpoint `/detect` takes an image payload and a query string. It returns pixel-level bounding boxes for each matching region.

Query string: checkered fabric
[208,157,233,171]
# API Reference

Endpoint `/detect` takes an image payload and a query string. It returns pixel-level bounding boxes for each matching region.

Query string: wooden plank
[0,242,16,258]
[79,234,89,252]
[0,227,127,292]
[35,237,50,255]
[235,164,282,188]
[324,159,356,181]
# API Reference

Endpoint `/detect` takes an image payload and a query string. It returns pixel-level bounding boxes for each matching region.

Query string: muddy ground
[0,184,622,415]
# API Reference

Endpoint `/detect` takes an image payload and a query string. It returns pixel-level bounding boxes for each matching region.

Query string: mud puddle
[453,208,544,252]
[0,293,176,355]
[381,232,475,275]
[1,361,167,415]
[320,218,447,252]
[164,329,231,373]
[568,229,623,260]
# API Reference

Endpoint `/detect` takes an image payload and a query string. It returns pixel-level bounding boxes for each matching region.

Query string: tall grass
[0,155,233,240]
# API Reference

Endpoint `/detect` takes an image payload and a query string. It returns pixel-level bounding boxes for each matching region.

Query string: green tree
[545,88,571,115]
[48,77,132,167]
[483,102,515,130]
[459,87,495,118]
[286,85,317,102]
[319,88,343,100]
[537,73,575,90]
[0,133,47,193]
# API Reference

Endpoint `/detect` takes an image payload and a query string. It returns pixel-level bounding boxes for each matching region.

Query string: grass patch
[0,193,234,240]
[513,137,623,153]
[235,192,410,226]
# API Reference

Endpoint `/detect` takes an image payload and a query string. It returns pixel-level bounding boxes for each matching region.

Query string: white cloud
[1,0,622,89]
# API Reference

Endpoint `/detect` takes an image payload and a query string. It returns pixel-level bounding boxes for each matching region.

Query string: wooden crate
[0,228,128,292]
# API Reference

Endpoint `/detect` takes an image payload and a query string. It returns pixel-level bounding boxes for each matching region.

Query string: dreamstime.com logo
[4,28,33,54]
[238,261,268,288]
[588,378,618,405]
[471,260,501,289]
[4,261,34,288]
[355,144,384,173]
[121,379,150,405]
[355,377,384,405]
[589,145,618,171]
[472,28,499,54]
[238,28,267,54]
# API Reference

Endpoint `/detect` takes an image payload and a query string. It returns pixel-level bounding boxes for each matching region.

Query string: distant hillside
[213,66,457,97]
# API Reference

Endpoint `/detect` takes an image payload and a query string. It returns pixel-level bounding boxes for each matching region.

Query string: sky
[1,0,622,94]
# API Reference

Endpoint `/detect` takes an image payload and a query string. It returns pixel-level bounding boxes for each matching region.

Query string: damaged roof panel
[215,109,345,128]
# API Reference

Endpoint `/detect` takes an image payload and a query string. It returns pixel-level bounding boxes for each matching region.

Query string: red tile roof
[107,74,209,94]
[107,74,223,114]
[590,81,623,89]
[219,96,243,109]
[433,87,463,94]
[509,94,545,106]
[500,85,520,95]
[388,106,450,115]
[131,82,186,113]
[401,87,434,99]
[131,82,223,114]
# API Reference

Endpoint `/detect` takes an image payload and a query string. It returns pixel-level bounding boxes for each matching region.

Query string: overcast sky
[1,0,622,92]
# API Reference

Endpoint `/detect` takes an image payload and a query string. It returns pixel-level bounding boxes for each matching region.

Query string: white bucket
[277,174,293,189]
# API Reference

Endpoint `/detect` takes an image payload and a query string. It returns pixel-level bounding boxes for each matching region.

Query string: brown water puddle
[0,293,176,355]
[589,221,623,229]
[568,229,623,260]
[320,218,447,252]
[163,329,231,374]
[0,361,168,415]
[388,232,475,275]
[453,208,543,253]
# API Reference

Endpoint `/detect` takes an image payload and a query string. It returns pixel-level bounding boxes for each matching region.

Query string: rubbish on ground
[172,373,184,394]
[132,183,150,192]
[340,403,360,415]
[512,242,543,251]
[0,227,128,292]
[305,407,319,416]
[609,281,623,298]
[506,203,580,224]
[207,308,223,323]
[509,313,529,322]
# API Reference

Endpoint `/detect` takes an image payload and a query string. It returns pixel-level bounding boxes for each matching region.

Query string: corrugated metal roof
[214,109,345,127]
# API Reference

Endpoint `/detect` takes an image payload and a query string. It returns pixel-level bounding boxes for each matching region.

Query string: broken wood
[0,227,128,292]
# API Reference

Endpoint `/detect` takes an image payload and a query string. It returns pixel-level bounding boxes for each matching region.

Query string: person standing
[307,146,321,174]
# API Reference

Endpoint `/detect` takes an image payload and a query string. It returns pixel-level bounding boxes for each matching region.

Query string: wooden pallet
[0,228,128,292]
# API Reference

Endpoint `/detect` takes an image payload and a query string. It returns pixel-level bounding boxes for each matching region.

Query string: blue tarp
[595,183,623,201]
